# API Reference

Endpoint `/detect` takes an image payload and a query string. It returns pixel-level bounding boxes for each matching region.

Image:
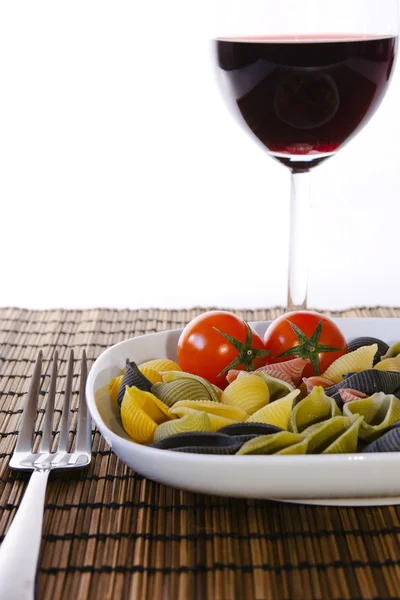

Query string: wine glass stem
[287,169,311,311]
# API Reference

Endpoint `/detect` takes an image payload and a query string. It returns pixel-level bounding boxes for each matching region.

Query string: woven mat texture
[1,306,400,600]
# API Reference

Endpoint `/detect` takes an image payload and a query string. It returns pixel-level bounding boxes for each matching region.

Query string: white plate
[86,317,400,507]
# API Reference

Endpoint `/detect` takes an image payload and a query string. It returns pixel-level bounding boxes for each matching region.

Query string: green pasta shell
[236,431,304,455]
[255,371,294,401]
[171,400,248,421]
[151,380,212,407]
[161,371,220,402]
[343,392,400,441]
[169,407,238,432]
[276,438,309,455]
[153,411,212,442]
[322,415,364,454]
[303,415,363,454]
[289,386,342,433]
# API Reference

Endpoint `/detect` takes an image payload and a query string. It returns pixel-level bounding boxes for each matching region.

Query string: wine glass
[213,0,398,310]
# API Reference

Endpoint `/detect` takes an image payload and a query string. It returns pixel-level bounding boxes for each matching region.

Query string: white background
[0,1,399,311]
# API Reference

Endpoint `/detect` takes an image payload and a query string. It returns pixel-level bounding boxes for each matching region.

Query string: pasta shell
[120,391,157,444]
[117,360,153,406]
[302,415,362,454]
[212,384,224,400]
[347,337,389,365]
[302,376,335,394]
[321,345,378,384]
[253,372,294,401]
[226,370,243,384]
[161,371,220,402]
[339,389,368,404]
[153,412,212,442]
[236,431,304,455]
[256,358,309,387]
[381,342,400,360]
[288,386,341,434]
[374,357,400,373]
[343,392,400,441]
[169,407,238,432]
[139,367,163,384]
[322,415,364,454]
[151,380,212,407]
[325,370,400,403]
[138,358,181,372]
[221,374,270,415]
[151,432,242,454]
[247,390,300,430]
[362,426,400,453]
[171,400,248,421]
[217,422,283,437]
[109,375,124,403]
[276,438,309,455]
[123,386,173,424]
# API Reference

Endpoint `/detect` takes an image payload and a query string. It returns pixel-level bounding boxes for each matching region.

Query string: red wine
[215,36,397,169]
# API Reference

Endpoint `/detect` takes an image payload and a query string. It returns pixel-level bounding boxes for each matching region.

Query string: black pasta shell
[346,337,389,366]
[117,359,153,406]
[217,422,284,437]
[150,432,242,454]
[362,425,400,453]
[325,370,400,404]
[172,444,242,455]
[229,434,265,444]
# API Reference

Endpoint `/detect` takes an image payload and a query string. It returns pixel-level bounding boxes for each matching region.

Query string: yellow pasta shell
[138,359,181,373]
[221,374,270,415]
[247,390,300,430]
[171,400,248,422]
[170,407,237,431]
[124,386,173,424]
[374,357,400,372]
[322,344,378,384]
[109,375,123,403]
[154,411,212,442]
[121,392,157,444]
[139,367,163,384]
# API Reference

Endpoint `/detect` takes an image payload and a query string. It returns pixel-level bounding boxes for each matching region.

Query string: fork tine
[57,350,74,453]
[39,351,58,453]
[75,350,91,453]
[15,351,43,453]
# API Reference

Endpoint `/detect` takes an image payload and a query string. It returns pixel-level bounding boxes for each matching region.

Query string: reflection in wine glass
[274,71,340,131]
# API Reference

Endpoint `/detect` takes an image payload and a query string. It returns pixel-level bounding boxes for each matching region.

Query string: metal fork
[0,349,91,600]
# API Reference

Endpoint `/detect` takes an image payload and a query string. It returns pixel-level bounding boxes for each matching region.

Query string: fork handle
[0,470,50,600]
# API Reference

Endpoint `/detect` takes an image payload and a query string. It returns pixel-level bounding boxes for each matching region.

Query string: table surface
[1,306,400,600]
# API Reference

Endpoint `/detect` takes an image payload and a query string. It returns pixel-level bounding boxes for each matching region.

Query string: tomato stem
[213,324,271,377]
[277,320,342,375]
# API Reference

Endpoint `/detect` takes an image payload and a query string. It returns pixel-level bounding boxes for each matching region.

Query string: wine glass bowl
[213,0,398,308]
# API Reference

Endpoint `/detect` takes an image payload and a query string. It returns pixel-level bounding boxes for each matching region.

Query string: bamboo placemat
[1,306,400,600]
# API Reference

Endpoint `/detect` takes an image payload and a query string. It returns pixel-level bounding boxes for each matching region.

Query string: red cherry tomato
[263,310,347,378]
[177,311,270,389]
